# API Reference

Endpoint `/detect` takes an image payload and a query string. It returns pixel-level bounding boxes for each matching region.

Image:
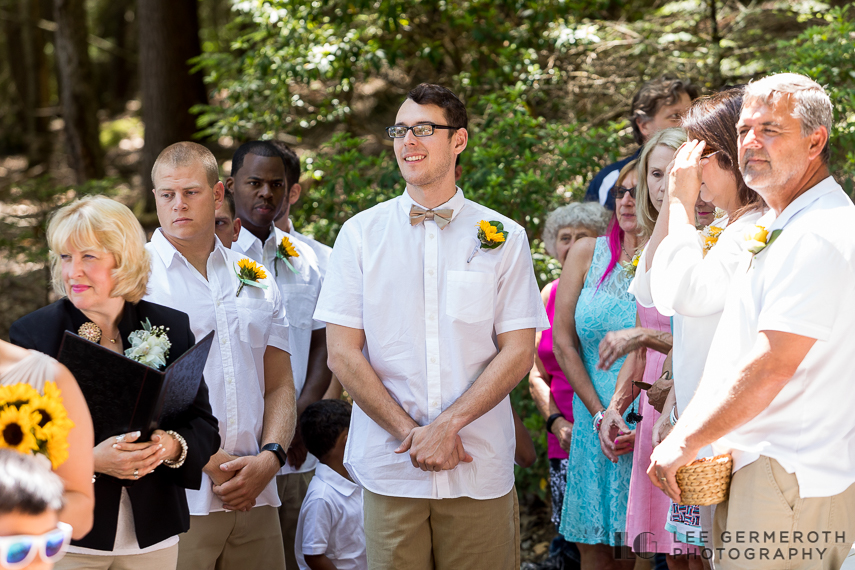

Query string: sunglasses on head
[0,522,71,569]
[612,185,636,200]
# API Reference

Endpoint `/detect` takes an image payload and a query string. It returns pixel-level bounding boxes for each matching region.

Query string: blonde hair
[151,141,219,188]
[636,127,686,238]
[47,196,150,303]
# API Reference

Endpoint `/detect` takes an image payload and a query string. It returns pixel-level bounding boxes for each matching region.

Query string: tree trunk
[54,0,104,181]
[138,0,208,208]
[5,0,52,165]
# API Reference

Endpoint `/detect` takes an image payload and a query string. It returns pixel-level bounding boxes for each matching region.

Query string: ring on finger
[133,468,139,479]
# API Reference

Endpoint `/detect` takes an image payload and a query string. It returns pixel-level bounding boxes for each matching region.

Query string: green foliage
[99,117,144,150]
[511,377,549,501]
[773,6,855,192]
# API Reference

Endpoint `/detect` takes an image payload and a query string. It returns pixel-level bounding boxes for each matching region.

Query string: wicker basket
[675,454,733,506]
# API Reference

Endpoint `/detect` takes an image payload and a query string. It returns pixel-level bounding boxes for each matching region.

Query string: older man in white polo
[649,73,855,570]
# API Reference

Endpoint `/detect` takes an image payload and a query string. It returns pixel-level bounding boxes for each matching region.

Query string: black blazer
[10,298,221,550]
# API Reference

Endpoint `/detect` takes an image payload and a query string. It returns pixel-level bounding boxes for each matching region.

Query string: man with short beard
[314,84,548,569]
[649,74,855,570]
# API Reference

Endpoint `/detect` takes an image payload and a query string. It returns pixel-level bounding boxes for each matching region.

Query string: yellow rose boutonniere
[235,258,269,297]
[745,225,782,256]
[0,382,74,468]
[275,236,300,277]
[701,225,724,256]
[621,251,641,278]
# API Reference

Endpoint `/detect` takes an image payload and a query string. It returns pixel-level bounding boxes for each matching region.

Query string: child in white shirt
[295,400,366,570]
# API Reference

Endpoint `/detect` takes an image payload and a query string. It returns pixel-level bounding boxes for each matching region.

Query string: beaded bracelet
[592,410,605,434]
[163,430,188,468]
[669,406,678,427]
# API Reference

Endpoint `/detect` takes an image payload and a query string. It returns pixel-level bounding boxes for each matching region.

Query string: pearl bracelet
[163,430,188,468]
[592,410,605,434]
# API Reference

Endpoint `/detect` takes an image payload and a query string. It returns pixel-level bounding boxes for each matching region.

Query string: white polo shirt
[703,177,855,497]
[145,229,290,513]
[295,463,366,570]
[233,225,324,476]
[313,188,549,500]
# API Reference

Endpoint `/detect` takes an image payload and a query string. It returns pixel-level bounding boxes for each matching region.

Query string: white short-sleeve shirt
[145,229,289,514]
[233,225,324,475]
[295,464,366,570]
[703,177,855,497]
[289,218,333,276]
[313,188,549,500]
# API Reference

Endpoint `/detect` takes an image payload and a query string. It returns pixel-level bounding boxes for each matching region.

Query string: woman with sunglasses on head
[552,160,641,570]
[642,88,764,569]
[595,128,686,568]
[0,449,73,570]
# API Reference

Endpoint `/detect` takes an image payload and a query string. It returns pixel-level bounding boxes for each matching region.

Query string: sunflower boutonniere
[701,225,724,256]
[274,235,300,277]
[745,225,783,256]
[468,220,509,262]
[235,258,269,297]
[0,382,74,469]
[621,251,641,278]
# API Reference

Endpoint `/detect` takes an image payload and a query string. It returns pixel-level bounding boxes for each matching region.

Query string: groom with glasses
[314,83,548,570]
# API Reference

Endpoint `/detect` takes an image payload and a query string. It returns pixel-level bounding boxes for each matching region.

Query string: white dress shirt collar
[314,463,359,498]
[398,187,466,224]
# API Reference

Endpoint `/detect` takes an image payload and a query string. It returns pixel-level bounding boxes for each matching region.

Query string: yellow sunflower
[279,236,299,258]
[0,405,38,454]
[29,392,72,429]
[43,381,63,403]
[0,383,40,407]
[36,422,71,469]
[237,258,267,281]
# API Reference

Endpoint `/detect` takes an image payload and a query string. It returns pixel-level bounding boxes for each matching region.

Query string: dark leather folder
[57,330,214,442]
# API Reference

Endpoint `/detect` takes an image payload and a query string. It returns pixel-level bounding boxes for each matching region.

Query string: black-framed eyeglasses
[612,185,636,200]
[385,124,462,138]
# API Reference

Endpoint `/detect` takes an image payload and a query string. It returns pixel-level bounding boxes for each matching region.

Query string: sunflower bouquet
[0,382,74,469]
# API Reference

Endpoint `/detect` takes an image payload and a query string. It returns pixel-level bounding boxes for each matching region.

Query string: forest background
[2,0,854,548]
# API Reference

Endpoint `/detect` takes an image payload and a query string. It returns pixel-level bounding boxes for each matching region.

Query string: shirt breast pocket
[236,298,273,348]
[445,270,495,324]
[280,283,316,330]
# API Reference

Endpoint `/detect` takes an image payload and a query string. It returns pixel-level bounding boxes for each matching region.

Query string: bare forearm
[331,348,417,441]
[528,366,554,420]
[262,380,296,449]
[439,336,534,432]
[305,554,338,570]
[554,340,602,417]
[676,355,795,451]
[607,349,644,415]
[300,329,333,415]
[639,328,673,355]
[60,491,94,540]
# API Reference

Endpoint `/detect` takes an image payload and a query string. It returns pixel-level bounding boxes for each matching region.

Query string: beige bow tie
[409,205,454,230]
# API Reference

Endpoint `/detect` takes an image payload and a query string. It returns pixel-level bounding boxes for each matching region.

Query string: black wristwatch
[260,443,287,468]
[546,413,564,435]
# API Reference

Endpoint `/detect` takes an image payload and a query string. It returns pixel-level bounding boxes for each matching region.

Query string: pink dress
[625,302,677,553]
[537,279,575,460]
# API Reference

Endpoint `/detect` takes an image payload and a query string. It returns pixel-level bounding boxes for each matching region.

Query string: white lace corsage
[125,318,171,370]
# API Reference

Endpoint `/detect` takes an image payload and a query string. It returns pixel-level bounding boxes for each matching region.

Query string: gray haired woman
[528,201,609,569]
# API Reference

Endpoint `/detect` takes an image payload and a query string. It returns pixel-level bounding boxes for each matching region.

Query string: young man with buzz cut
[144,141,296,570]
[314,84,549,569]
[226,140,329,570]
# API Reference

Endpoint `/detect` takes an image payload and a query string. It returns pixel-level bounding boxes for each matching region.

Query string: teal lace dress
[559,236,637,546]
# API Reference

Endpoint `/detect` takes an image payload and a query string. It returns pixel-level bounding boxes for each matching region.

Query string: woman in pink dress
[528,202,609,569]
[597,128,686,567]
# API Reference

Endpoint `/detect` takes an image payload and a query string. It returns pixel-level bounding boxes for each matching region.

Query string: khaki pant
[277,471,314,570]
[57,544,178,570]
[363,487,519,570]
[176,507,285,570]
[713,456,855,570]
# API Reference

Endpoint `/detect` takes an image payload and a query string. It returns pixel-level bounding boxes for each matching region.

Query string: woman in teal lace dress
[552,161,641,569]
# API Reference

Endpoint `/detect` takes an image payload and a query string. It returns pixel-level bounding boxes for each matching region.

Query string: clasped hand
[212,452,280,512]
[598,409,635,463]
[94,430,179,480]
[395,419,473,472]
